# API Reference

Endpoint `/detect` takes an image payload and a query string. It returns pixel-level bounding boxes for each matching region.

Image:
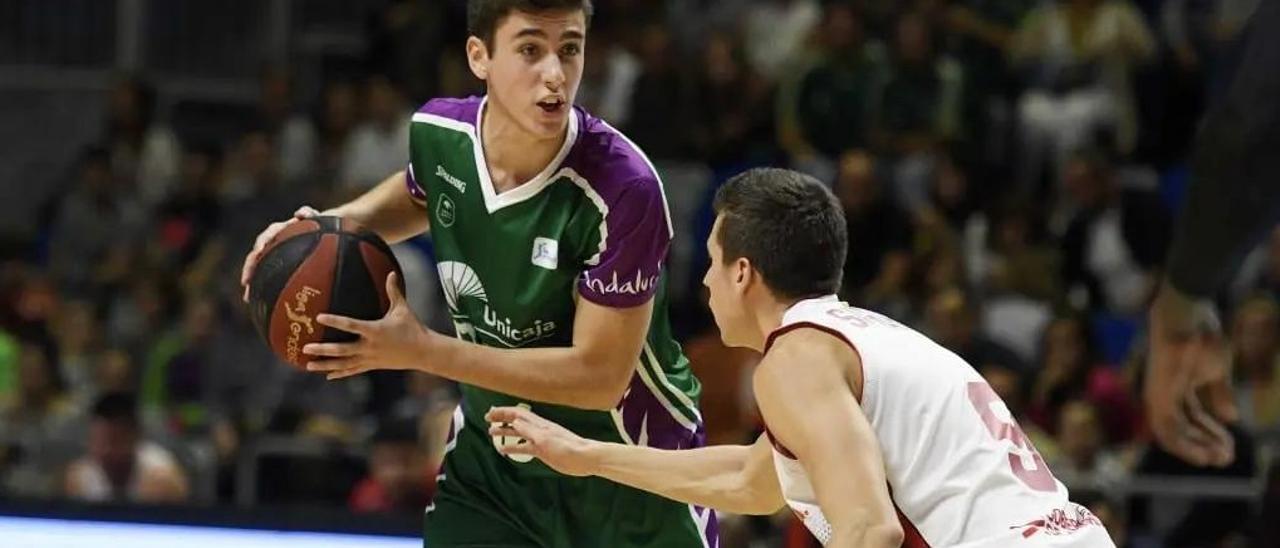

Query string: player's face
[703,216,752,347]
[469,10,585,139]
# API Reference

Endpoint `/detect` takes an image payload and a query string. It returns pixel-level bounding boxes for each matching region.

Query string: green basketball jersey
[406,96,706,472]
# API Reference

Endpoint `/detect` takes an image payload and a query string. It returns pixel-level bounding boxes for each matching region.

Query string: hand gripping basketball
[302,271,428,380]
[241,206,321,302]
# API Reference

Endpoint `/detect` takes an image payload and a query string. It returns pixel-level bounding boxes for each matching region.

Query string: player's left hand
[486,406,597,477]
[1145,282,1237,467]
[303,272,429,380]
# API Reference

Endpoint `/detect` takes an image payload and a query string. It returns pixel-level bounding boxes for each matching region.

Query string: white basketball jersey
[764,296,1114,547]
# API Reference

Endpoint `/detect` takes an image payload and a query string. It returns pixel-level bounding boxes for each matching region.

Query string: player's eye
[559,43,581,57]
[518,44,540,59]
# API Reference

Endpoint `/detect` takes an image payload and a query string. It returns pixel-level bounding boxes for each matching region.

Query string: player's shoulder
[765,326,859,364]
[412,96,483,127]
[567,106,661,192]
[761,320,865,399]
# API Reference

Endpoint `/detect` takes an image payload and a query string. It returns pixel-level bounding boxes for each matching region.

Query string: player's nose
[541,58,566,90]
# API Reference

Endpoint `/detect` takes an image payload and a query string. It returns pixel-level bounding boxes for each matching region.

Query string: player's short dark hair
[468,0,593,48]
[713,168,847,301]
[92,392,139,428]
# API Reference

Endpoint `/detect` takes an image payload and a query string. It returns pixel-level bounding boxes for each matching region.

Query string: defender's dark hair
[468,0,594,48]
[713,168,848,300]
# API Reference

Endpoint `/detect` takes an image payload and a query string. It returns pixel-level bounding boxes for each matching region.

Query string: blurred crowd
[1,0,1277,546]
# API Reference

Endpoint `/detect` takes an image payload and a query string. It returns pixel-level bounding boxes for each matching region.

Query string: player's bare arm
[485,405,784,515]
[305,290,650,411]
[321,170,430,243]
[755,329,903,548]
[239,170,427,301]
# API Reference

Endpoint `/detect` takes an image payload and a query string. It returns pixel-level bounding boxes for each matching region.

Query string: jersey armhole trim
[764,322,865,403]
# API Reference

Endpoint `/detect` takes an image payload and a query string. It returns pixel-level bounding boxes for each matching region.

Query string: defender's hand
[486,406,597,477]
[241,206,321,302]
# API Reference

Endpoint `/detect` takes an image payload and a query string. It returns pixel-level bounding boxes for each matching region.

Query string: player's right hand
[240,205,321,302]
[486,406,596,477]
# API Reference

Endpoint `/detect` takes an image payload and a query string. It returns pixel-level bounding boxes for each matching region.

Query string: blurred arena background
[0,0,1277,546]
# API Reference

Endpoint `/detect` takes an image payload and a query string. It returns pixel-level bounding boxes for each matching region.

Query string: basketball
[246,216,404,370]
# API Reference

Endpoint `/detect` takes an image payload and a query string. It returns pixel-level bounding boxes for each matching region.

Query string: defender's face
[475,9,585,139]
[703,216,751,347]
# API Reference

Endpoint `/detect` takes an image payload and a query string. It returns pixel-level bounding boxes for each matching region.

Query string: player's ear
[466,36,491,81]
[732,257,751,294]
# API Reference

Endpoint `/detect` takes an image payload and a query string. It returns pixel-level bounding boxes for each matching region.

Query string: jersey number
[966,382,1057,492]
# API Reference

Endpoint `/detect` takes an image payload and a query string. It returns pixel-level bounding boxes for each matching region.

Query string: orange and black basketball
[246,216,404,370]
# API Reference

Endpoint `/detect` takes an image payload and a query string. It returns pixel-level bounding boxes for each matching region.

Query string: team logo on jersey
[435,164,467,193]
[436,194,456,227]
[531,237,558,270]
[437,261,556,346]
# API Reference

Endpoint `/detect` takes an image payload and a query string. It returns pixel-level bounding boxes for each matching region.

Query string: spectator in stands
[872,11,964,213]
[217,130,297,272]
[1049,399,1130,492]
[1029,312,1138,443]
[103,75,182,207]
[1,339,76,434]
[104,275,173,357]
[94,348,136,397]
[943,0,1036,157]
[969,199,1059,364]
[341,75,411,192]
[1231,295,1280,433]
[154,144,225,269]
[741,0,820,83]
[1060,149,1171,315]
[314,81,361,187]
[0,339,80,497]
[574,24,640,127]
[925,287,1028,374]
[47,147,149,296]
[833,150,915,301]
[1229,227,1280,304]
[690,31,778,169]
[1010,0,1155,192]
[50,300,104,410]
[64,392,189,503]
[141,296,220,436]
[980,199,1061,302]
[780,1,886,178]
[624,24,696,160]
[257,67,317,186]
[348,418,433,514]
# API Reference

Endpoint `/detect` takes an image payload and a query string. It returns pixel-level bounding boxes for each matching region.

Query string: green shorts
[422,411,718,548]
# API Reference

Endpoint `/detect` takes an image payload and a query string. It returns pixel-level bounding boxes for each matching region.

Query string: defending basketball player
[488,168,1115,547]
[238,1,716,547]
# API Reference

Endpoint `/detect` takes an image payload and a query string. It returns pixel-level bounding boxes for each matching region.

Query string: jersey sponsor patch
[436,194,457,227]
[531,237,559,270]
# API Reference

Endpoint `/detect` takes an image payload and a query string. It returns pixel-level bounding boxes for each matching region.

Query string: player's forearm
[324,171,429,244]
[583,442,777,515]
[1166,0,1280,298]
[425,332,630,410]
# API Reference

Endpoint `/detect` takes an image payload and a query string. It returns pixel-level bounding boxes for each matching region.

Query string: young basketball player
[239,1,716,546]
[487,168,1115,547]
